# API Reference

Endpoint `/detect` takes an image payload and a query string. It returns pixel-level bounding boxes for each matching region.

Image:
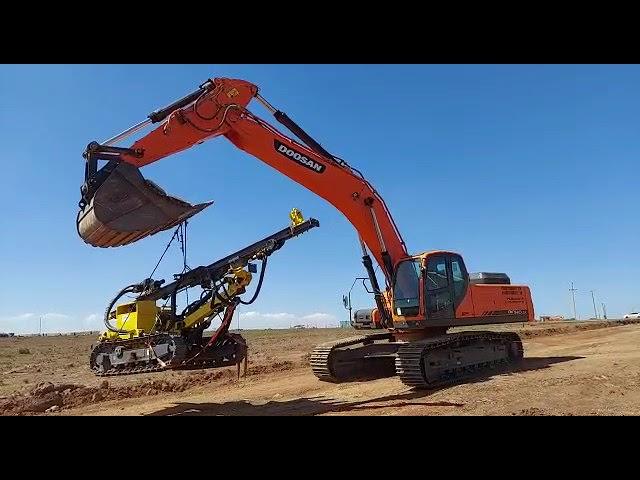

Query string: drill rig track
[90,332,246,377]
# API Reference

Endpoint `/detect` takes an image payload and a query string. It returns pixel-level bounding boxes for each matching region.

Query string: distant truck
[623,312,640,320]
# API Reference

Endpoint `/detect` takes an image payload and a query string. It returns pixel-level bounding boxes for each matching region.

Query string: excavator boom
[78,78,407,285]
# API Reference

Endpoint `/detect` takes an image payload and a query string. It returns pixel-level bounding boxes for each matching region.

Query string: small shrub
[18,348,30,355]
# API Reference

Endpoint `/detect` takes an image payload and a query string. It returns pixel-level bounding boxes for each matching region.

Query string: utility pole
[569,282,578,320]
[236,306,240,331]
[39,316,42,336]
[590,290,598,319]
[601,302,607,320]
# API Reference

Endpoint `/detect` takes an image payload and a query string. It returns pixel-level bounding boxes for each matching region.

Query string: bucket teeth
[77,162,212,248]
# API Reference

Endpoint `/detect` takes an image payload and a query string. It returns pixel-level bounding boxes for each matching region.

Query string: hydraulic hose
[239,257,268,305]
[103,284,139,334]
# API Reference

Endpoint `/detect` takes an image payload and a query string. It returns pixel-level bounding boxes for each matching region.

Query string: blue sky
[1,64,638,333]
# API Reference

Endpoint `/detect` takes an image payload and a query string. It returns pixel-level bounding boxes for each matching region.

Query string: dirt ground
[1,320,639,416]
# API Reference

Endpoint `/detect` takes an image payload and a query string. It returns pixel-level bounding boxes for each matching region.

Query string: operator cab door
[424,254,469,321]
[392,254,469,322]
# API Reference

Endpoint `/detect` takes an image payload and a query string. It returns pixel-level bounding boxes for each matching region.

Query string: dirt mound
[249,361,294,375]
[0,379,197,415]
[0,382,81,415]
[518,319,640,339]
[0,360,298,415]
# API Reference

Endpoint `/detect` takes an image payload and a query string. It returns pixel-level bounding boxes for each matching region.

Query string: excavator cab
[391,252,533,330]
[391,252,470,325]
[77,156,212,248]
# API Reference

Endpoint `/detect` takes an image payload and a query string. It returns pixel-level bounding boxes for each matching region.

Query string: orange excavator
[77,77,534,388]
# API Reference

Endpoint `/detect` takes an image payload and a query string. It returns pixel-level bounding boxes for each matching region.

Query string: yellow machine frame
[100,268,252,341]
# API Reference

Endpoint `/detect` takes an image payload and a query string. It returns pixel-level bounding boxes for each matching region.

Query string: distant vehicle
[351,309,384,330]
[623,312,640,320]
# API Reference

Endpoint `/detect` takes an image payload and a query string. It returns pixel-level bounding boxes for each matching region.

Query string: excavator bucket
[77,162,212,248]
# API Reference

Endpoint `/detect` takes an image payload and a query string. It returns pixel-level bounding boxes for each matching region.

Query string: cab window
[393,260,421,316]
[425,256,448,291]
[451,257,466,300]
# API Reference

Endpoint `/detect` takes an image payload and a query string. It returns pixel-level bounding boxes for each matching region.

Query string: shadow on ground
[145,355,583,416]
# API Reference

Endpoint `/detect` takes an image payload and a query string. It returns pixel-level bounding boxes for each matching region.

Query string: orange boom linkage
[78,77,534,388]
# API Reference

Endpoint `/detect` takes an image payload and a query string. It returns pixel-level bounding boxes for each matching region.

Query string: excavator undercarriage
[310,330,523,388]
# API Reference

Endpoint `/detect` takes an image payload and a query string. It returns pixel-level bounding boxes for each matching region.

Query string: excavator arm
[79,78,408,288]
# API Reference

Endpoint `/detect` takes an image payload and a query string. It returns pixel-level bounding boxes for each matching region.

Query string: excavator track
[310,332,396,382]
[311,331,523,386]
[395,331,523,389]
[90,332,246,377]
